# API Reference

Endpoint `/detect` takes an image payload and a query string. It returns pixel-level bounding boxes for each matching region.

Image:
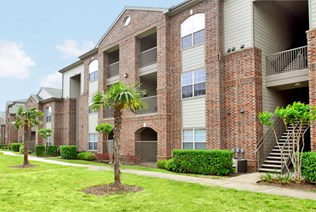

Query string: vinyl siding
[182,97,206,128]
[88,81,98,98]
[62,63,84,98]
[311,0,316,28]
[46,122,52,129]
[88,114,98,133]
[254,2,293,135]
[181,44,205,72]
[224,0,253,51]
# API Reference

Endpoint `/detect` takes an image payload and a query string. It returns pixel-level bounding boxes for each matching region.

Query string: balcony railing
[107,61,119,78]
[139,47,157,68]
[104,108,114,119]
[136,95,157,115]
[266,46,307,75]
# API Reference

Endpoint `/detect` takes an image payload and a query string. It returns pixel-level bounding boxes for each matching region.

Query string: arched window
[88,60,99,82]
[45,106,52,123]
[181,13,205,49]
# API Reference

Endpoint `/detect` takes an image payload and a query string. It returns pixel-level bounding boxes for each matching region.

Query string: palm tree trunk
[113,109,122,186]
[23,124,29,166]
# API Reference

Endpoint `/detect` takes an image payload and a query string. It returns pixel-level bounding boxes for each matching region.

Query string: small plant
[35,145,46,157]
[276,173,292,185]
[77,152,97,161]
[60,145,77,159]
[260,173,274,183]
[96,153,110,161]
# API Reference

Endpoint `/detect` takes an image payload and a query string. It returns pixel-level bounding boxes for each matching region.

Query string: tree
[39,128,52,153]
[12,107,44,166]
[258,102,316,182]
[96,122,113,161]
[91,82,146,186]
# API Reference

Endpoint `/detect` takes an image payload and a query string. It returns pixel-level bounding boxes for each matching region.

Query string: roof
[95,6,168,48]
[58,60,83,73]
[37,87,62,99]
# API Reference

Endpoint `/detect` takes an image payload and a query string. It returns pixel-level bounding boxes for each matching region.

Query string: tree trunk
[23,124,29,166]
[113,108,122,186]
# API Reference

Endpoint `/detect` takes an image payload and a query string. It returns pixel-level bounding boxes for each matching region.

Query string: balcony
[136,95,157,115]
[139,47,157,68]
[266,46,308,88]
[104,107,114,119]
[107,61,119,78]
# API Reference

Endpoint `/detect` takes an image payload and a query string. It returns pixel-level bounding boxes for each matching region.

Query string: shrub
[9,143,22,152]
[96,153,110,161]
[35,145,46,157]
[302,152,316,183]
[60,145,77,159]
[157,160,167,169]
[46,145,58,157]
[77,152,97,161]
[170,150,234,176]
[0,144,5,149]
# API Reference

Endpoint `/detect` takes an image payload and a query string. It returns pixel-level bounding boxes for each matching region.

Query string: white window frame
[88,70,99,82]
[46,137,52,146]
[88,133,98,151]
[181,69,206,99]
[182,128,206,150]
[181,13,205,49]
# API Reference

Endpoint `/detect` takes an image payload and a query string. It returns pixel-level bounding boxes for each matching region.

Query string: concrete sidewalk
[1,151,316,201]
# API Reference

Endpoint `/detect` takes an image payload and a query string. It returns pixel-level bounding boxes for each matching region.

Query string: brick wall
[307,28,316,151]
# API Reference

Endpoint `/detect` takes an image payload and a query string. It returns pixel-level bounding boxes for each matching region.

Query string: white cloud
[0,40,35,79]
[40,72,62,88]
[56,39,94,58]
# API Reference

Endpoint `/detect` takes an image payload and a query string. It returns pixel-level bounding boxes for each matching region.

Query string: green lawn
[0,155,315,211]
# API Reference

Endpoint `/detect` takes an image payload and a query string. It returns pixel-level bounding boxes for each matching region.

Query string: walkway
[1,151,316,201]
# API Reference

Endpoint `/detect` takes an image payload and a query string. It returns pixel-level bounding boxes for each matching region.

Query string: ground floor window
[88,133,98,151]
[182,128,206,150]
[46,137,52,146]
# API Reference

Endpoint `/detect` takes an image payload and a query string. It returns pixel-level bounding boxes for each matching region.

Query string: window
[182,129,206,150]
[181,69,206,98]
[46,137,52,146]
[88,106,97,114]
[88,70,99,82]
[88,133,98,151]
[181,13,205,49]
[45,107,52,123]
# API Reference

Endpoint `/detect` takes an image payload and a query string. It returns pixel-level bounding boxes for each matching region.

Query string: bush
[157,160,167,169]
[96,153,110,161]
[9,143,22,152]
[170,150,234,176]
[77,152,97,161]
[46,145,58,157]
[60,145,77,159]
[0,144,6,149]
[35,145,46,157]
[302,152,316,183]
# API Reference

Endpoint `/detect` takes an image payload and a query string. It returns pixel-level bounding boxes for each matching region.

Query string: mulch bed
[83,183,143,196]
[257,180,316,192]
[11,164,37,169]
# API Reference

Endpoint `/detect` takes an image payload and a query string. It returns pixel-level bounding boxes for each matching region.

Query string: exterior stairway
[259,124,308,173]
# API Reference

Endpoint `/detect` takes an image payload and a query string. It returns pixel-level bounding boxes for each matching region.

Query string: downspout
[217,0,222,149]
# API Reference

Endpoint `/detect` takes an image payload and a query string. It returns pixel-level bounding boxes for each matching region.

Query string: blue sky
[0,0,183,110]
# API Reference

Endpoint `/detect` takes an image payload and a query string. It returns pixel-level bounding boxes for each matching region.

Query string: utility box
[233,159,247,173]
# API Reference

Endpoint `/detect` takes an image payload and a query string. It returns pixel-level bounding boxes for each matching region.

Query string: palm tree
[91,82,146,186]
[12,107,43,166]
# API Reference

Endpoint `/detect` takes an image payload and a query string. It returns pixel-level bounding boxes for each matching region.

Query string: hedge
[60,145,77,159]
[9,143,22,152]
[77,152,97,161]
[302,152,316,183]
[46,145,58,157]
[169,150,234,176]
[35,145,46,157]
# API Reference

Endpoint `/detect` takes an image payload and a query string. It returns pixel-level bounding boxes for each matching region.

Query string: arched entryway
[135,127,157,162]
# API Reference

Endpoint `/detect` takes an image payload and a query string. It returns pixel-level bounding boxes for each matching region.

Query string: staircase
[259,124,308,173]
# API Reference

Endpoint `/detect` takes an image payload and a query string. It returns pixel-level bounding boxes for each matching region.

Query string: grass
[0,154,316,211]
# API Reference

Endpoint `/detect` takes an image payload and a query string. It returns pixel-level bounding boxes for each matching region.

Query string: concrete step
[270,152,290,156]
[259,168,282,173]
[261,164,282,168]
[272,149,292,152]
[266,156,288,161]
[264,160,282,164]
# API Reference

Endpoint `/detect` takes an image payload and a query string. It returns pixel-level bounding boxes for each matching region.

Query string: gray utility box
[233,159,247,173]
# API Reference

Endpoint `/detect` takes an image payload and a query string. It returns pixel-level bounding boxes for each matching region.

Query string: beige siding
[88,81,98,98]
[62,63,84,98]
[88,114,98,133]
[46,122,52,129]
[311,0,316,28]
[224,0,253,51]
[254,2,294,135]
[181,44,205,72]
[182,97,205,128]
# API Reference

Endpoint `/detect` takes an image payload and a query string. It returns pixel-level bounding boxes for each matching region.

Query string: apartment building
[0,112,5,145]
[57,0,316,171]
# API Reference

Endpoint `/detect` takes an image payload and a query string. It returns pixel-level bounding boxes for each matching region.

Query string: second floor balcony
[266,46,308,88]
[139,47,157,68]
[107,61,119,78]
[135,95,157,115]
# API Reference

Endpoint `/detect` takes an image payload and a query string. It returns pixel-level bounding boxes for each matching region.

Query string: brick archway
[134,127,158,162]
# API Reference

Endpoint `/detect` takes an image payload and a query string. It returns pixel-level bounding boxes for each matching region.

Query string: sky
[0,0,183,111]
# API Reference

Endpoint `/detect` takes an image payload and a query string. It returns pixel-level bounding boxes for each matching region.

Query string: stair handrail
[256,117,284,170]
